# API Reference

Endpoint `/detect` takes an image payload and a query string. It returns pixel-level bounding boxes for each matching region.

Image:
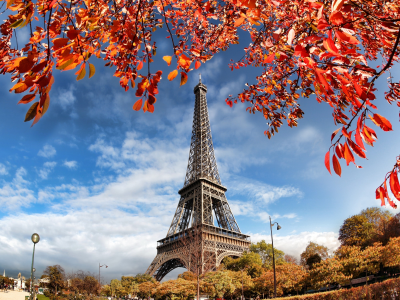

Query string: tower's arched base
[146,225,250,281]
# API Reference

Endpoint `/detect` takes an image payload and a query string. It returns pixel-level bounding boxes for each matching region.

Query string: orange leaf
[372,113,393,131]
[18,94,36,104]
[343,142,355,166]
[143,100,149,112]
[163,56,172,66]
[234,17,246,27]
[148,103,154,113]
[195,61,201,70]
[335,30,359,45]
[133,99,143,111]
[325,151,331,175]
[24,102,39,122]
[332,154,341,176]
[177,54,191,69]
[76,65,86,80]
[241,0,256,8]
[180,72,188,86]
[137,60,143,70]
[168,70,178,81]
[89,63,95,78]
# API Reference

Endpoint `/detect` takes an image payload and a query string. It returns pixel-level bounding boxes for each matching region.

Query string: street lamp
[269,217,281,298]
[30,233,40,300]
[99,263,108,286]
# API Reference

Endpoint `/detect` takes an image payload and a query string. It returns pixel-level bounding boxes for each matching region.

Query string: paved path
[0,290,30,300]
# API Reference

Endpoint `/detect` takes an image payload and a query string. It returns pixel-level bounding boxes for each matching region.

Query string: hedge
[281,277,400,300]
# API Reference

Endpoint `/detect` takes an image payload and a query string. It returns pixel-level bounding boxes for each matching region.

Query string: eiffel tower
[146,76,250,281]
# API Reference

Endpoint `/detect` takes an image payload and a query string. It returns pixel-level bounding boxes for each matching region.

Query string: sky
[1,24,400,284]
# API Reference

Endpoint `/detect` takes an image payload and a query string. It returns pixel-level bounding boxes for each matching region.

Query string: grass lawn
[37,295,51,300]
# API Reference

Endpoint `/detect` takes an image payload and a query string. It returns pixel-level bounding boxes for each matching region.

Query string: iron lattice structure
[146,78,250,281]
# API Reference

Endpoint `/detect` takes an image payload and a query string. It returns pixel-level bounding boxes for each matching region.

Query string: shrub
[282,278,400,300]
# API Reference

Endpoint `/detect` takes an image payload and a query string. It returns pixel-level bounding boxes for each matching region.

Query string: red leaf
[323,38,339,56]
[18,58,35,73]
[263,53,275,64]
[67,29,80,40]
[347,139,366,159]
[133,99,142,111]
[195,61,201,70]
[341,127,351,139]
[355,129,365,150]
[390,171,400,201]
[325,151,331,175]
[335,144,343,159]
[137,61,143,70]
[332,154,341,176]
[329,11,344,25]
[331,128,340,142]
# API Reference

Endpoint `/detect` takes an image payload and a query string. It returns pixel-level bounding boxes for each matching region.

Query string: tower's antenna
[199,73,201,83]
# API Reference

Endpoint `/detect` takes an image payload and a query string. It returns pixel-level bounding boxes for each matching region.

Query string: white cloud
[63,161,78,169]
[37,162,57,180]
[57,85,77,109]
[228,177,303,205]
[38,145,56,158]
[0,163,8,175]
[251,231,341,260]
[0,167,35,211]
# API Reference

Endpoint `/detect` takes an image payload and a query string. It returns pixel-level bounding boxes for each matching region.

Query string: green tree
[339,207,392,248]
[300,242,329,270]
[43,265,65,295]
[250,240,286,268]
[223,252,263,278]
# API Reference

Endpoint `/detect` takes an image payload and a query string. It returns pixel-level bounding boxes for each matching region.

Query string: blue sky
[0,25,400,283]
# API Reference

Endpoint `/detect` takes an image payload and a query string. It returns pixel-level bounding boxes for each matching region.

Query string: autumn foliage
[1,0,400,202]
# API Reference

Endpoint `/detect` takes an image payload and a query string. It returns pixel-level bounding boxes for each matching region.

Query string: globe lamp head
[31,233,40,244]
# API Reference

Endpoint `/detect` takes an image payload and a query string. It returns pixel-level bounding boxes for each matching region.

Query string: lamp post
[30,233,40,300]
[99,263,108,287]
[269,216,281,298]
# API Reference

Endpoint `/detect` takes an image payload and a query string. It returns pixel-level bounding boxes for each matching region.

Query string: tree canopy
[250,240,286,268]
[300,242,329,270]
[339,207,395,248]
[43,265,65,294]
[1,0,400,200]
